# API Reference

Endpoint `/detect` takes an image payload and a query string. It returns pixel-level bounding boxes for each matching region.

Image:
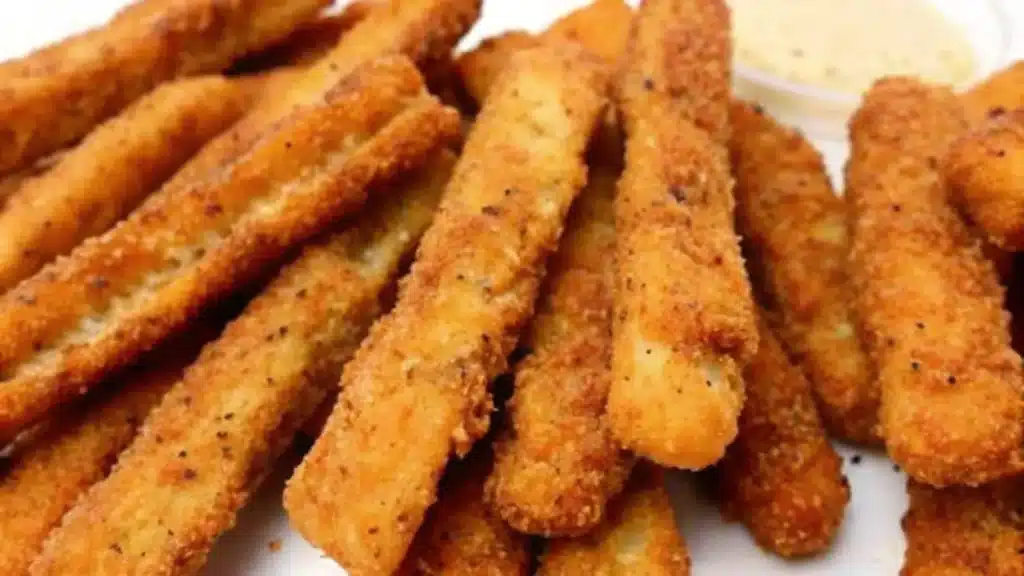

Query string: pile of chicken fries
[1,0,1023,574]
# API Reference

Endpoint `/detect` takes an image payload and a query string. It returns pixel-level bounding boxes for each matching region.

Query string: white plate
[1,2,1021,574]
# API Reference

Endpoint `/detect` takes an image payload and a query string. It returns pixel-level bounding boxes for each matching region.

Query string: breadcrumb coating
[847,77,1024,486]
[284,43,610,576]
[0,0,327,173]
[538,464,691,576]
[608,0,758,470]
[31,155,453,576]
[398,446,530,576]
[717,314,849,557]
[944,109,1024,250]
[0,57,459,442]
[729,100,879,444]
[961,61,1024,126]
[0,76,250,293]
[486,151,631,537]
[902,478,1024,576]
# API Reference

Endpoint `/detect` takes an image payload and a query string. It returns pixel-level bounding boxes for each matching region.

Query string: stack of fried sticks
[1,0,1024,574]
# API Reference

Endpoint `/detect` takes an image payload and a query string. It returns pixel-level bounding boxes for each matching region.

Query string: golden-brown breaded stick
[30,155,454,576]
[170,0,481,189]
[0,335,211,576]
[0,150,66,209]
[0,57,459,442]
[538,464,690,575]
[901,478,1024,576]
[455,0,632,107]
[944,109,1024,250]
[284,43,610,576]
[717,314,849,557]
[398,446,531,576]
[0,0,329,174]
[847,77,1024,487]
[961,60,1024,126]
[228,1,379,74]
[729,100,879,444]
[485,155,631,537]
[607,0,757,470]
[0,76,250,293]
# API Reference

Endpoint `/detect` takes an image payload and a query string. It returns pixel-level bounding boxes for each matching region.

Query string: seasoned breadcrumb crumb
[847,77,1024,486]
[30,155,453,576]
[538,463,690,576]
[285,42,610,576]
[0,57,459,443]
[717,314,849,557]
[729,100,879,444]
[608,0,758,470]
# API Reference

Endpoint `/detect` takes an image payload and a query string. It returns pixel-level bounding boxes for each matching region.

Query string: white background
[1,1,1021,574]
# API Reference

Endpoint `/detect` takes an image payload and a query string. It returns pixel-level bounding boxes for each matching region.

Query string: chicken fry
[0,0,328,174]
[285,43,610,575]
[0,76,250,293]
[485,153,631,537]
[30,154,454,576]
[538,464,690,576]
[847,78,1023,486]
[902,478,1024,576]
[607,0,757,470]
[455,0,631,106]
[398,445,530,576]
[943,109,1024,250]
[729,101,878,444]
[717,313,849,557]
[961,60,1024,126]
[0,57,459,442]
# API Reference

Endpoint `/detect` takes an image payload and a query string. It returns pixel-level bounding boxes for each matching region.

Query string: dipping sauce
[730,0,978,94]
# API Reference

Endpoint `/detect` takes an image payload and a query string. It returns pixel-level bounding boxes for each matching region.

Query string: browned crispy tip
[943,109,1024,250]
[398,446,531,576]
[0,336,207,576]
[0,0,330,174]
[901,478,1024,576]
[847,77,1024,486]
[285,42,610,576]
[961,60,1024,126]
[538,464,691,576]
[229,1,380,74]
[455,0,632,108]
[29,153,454,576]
[0,56,459,443]
[718,314,849,557]
[729,99,880,445]
[0,76,251,293]
[485,153,631,537]
[609,0,756,470]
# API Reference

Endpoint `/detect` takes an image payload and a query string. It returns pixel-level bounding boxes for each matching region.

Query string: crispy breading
[0,151,62,211]
[228,1,380,73]
[30,155,453,576]
[0,335,211,576]
[398,446,530,576]
[902,478,1024,576]
[729,100,879,444]
[485,154,631,537]
[961,61,1024,126]
[717,314,849,557]
[943,109,1024,250]
[0,57,459,442]
[0,76,250,293]
[847,77,1024,487]
[538,464,690,576]
[284,43,610,576]
[455,0,631,106]
[0,0,328,174]
[175,0,481,190]
[607,0,757,470]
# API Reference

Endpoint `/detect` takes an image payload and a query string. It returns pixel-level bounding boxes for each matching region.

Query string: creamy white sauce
[730,0,978,94]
